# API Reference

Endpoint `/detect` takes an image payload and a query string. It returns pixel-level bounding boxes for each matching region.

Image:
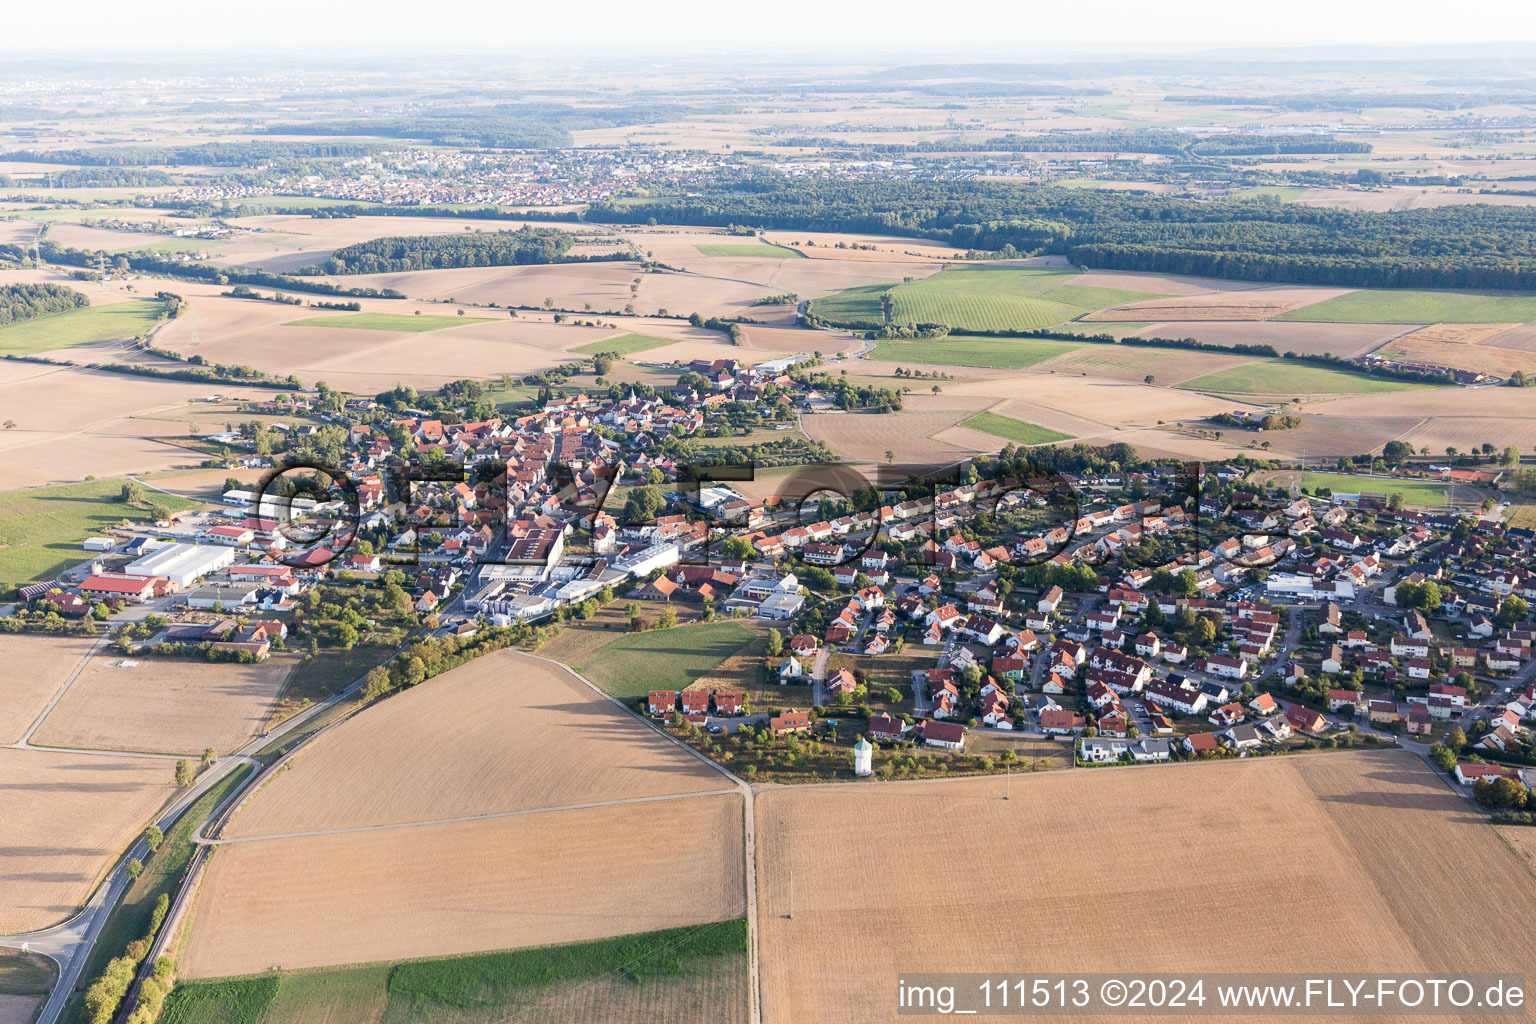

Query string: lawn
[962,411,1074,445]
[62,764,253,1024]
[562,620,757,699]
[1506,501,1536,530]
[160,921,748,1024]
[572,332,676,357]
[0,950,55,995]
[0,300,165,356]
[0,479,200,595]
[871,334,1086,369]
[282,313,491,333]
[1179,359,1433,395]
[1275,289,1536,324]
[1299,473,1449,506]
[695,243,803,258]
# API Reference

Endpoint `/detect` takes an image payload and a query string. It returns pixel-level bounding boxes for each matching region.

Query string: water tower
[853,736,873,777]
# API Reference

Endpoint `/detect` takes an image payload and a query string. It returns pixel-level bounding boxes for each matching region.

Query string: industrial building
[124,543,235,587]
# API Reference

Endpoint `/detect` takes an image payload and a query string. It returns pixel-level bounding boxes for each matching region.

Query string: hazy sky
[5,0,1536,55]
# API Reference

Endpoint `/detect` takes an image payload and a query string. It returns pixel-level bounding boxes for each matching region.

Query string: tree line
[587,179,1536,290]
[300,227,589,275]
[0,281,88,325]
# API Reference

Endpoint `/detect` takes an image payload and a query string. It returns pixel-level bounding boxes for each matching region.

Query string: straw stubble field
[754,750,1536,1024]
[179,652,745,977]
[0,747,176,932]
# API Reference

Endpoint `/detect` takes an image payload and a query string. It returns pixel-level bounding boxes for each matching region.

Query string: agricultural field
[886,266,1162,332]
[800,395,984,467]
[223,651,732,839]
[0,634,99,743]
[571,331,674,356]
[0,950,53,1024]
[960,410,1073,445]
[695,243,803,258]
[0,746,176,932]
[162,922,747,1024]
[0,478,199,592]
[539,618,758,700]
[1372,327,1536,377]
[807,283,888,324]
[1128,320,1407,358]
[282,312,493,333]
[1180,359,1433,395]
[0,298,164,356]
[869,333,1083,369]
[180,793,745,977]
[755,750,1536,1023]
[311,261,642,309]
[1275,288,1536,324]
[1296,472,1450,506]
[29,654,293,756]
[1083,287,1349,322]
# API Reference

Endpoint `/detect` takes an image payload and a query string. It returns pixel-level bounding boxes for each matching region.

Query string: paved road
[809,648,829,707]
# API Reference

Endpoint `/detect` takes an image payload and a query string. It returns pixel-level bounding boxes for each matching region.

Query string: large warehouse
[124,543,235,587]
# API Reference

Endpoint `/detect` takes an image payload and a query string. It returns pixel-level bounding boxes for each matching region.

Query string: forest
[588,180,1536,289]
[0,281,89,325]
[301,227,598,274]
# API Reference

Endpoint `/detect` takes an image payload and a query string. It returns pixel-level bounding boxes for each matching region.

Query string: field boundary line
[521,650,762,1024]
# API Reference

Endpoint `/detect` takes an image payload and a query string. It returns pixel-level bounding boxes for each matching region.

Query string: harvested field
[756,750,1536,1024]
[945,374,1262,430]
[1031,343,1255,384]
[1082,287,1352,322]
[1129,320,1408,358]
[224,651,732,838]
[30,655,292,756]
[0,994,42,1024]
[0,747,176,932]
[311,262,641,309]
[180,793,746,978]
[0,634,98,744]
[1309,389,1536,453]
[801,399,978,465]
[1373,333,1536,377]
[1393,322,1520,346]
[1483,323,1536,353]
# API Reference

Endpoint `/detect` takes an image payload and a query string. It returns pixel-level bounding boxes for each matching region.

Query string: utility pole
[787,868,794,920]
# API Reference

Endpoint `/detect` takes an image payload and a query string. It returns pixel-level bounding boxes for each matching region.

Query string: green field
[1179,359,1433,395]
[1275,289,1536,324]
[0,479,200,595]
[572,332,676,357]
[695,243,803,258]
[808,283,891,325]
[1234,185,1307,202]
[571,620,755,698]
[882,266,1167,333]
[0,300,165,356]
[0,950,55,995]
[159,921,749,1024]
[283,313,491,333]
[871,334,1087,369]
[962,411,1073,445]
[1298,473,1449,507]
